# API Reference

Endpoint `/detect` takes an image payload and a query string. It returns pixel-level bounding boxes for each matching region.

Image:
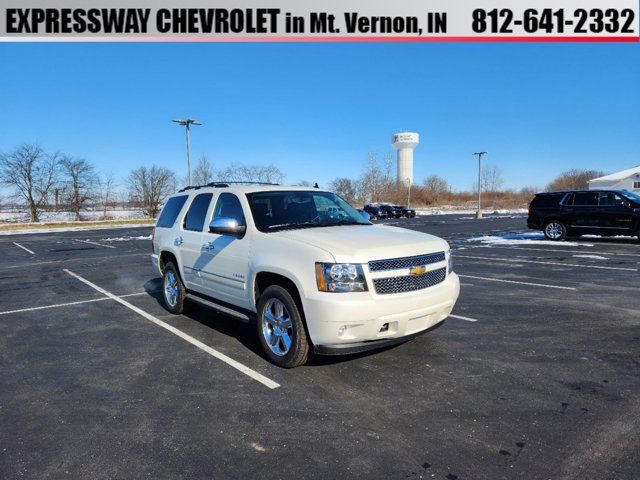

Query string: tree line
[0,143,284,222]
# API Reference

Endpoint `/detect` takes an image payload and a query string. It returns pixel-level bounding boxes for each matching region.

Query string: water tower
[392,132,419,186]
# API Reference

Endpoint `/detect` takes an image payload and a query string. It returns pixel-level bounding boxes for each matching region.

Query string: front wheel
[257,285,310,368]
[544,220,567,241]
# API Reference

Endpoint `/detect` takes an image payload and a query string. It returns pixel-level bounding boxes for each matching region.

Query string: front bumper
[303,272,460,350]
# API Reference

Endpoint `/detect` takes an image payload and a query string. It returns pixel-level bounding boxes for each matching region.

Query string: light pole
[473,151,487,219]
[172,118,202,185]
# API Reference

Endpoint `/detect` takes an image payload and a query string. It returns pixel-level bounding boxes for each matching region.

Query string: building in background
[392,132,419,187]
[588,166,640,192]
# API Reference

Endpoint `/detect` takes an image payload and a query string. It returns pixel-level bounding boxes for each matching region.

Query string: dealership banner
[1,0,638,42]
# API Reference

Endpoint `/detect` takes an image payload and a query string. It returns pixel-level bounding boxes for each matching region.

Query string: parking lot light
[172,118,202,186]
[473,151,487,219]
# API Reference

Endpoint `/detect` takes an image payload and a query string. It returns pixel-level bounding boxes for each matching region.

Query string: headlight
[315,263,368,292]
[447,250,453,274]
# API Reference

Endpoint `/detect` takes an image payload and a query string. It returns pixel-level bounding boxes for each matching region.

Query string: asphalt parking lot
[1,213,639,480]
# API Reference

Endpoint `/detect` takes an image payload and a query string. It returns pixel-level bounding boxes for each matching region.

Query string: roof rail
[178,181,281,192]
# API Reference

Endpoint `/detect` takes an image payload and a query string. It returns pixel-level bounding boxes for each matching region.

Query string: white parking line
[74,239,116,249]
[13,242,35,255]
[63,269,280,390]
[457,274,577,291]
[0,292,149,316]
[456,254,638,272]
[449,314,478,322]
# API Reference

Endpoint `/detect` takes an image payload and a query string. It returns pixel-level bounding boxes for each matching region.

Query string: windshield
[621,190,640,203]
[246,190,371,232]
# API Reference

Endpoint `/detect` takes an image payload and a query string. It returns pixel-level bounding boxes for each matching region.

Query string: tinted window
[599,192,627,207]
[531,193,564,207]
[184,193,213,231]
[156,195,188,228]
[573,192,599,206]
[212,193,246,225]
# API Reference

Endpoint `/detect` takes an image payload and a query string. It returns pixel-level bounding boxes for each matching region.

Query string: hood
[272,224,448,263]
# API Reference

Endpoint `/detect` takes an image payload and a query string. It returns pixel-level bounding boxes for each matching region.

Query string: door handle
[174,236,183,246]
[202,242,215,251]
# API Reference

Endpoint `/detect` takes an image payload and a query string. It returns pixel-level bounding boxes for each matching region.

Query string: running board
[185,294,252,323]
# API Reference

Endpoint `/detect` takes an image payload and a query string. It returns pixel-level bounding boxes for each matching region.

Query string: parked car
[527,189,640,241]
[394,205,416,218]
[362,204,389,220]
[152,183,460,367]
[378,204,403,218]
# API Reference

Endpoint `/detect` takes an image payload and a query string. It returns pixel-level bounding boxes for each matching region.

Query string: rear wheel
[543,220,567,241]
[257,285,310,368]
[162,262,186,314]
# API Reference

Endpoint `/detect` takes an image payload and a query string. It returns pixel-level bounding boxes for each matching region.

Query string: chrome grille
[368,252,446,272]
[373,267,446,295]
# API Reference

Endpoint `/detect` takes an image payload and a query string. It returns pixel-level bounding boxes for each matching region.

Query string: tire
[162,262,186,314]
[543,220,567,241]
[257,285,310,368]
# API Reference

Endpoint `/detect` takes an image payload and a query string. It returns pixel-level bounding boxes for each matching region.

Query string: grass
[0,218,156,232]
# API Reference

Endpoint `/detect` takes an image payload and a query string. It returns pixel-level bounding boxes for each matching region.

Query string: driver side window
[212,193,246,226]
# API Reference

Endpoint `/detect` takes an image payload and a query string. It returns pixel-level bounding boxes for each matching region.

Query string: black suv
[393,205,416,218]
[362,204,389,220]
[528,190,640,241]
[378,204,403,218]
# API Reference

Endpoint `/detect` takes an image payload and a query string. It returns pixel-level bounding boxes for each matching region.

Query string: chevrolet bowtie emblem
[409,265,427,276]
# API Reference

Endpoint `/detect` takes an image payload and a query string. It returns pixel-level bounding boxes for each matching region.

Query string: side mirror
[209,217,246,236]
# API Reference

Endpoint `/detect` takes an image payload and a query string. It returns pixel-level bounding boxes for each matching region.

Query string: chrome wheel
[545,221,564,240]
[261,298,293,357]
[164,271,179,308]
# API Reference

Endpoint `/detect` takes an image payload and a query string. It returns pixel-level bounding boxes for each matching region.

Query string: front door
[198,193,251,309]
[597,191,636,233]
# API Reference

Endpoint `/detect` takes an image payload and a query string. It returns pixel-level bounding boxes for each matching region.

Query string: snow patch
[467,233,594,247]
[415,207,527,217]
[572,254,609,260]
[100,235,152,242]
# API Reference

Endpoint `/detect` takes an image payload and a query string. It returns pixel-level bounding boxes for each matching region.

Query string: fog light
[380,323,389,332]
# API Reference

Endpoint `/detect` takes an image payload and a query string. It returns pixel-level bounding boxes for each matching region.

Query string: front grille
[368,252,445,272]
[373,267,446,295]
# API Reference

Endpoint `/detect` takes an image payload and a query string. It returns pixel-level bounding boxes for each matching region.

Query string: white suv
[152,183,460,368]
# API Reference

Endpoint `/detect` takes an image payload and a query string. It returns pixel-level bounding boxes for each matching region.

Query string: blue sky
[0,42,639,191]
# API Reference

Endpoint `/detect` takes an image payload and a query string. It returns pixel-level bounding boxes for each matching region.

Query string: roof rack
[178,181,280,193]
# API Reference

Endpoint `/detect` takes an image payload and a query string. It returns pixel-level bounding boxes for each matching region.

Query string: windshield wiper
[267,222,319,231]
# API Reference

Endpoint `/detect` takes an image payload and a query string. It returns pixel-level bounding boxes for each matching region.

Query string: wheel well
[254,272,303,312]
[159,251,177,271]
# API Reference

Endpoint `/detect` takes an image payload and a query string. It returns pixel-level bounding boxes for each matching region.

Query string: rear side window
[573,192,599,206]
[531,193,564,208]
[156,195,188,228]
[184,193,213,231]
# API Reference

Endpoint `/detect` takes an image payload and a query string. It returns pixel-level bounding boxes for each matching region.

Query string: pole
[185,123,192,186]
[473,151,487,219]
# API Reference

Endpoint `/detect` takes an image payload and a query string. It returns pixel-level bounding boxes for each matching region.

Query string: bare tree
[547,169,605,191]
[0,143,58,222]
[59,156,97,221]
[218,163,284,184]
[192,154,215,185]
[128,165,177,217]
[358,152,394,203]
[481,165,505,192]
[330,177,358,203]
[97,171,117,220]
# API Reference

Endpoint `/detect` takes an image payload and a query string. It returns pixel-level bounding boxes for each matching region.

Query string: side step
[185,294,253,323]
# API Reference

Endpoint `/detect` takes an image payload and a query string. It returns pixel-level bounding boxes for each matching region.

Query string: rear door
[567,192,600,229]
[179,193,214,289]
[597,191,636,233]
[198,192,252,308]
